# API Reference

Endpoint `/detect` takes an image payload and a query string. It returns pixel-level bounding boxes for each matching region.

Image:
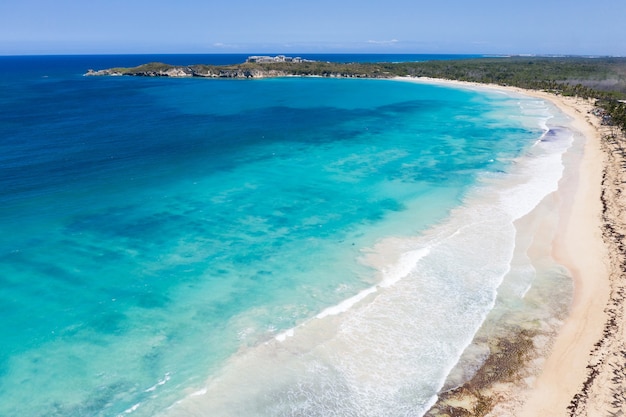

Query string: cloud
[211,42,247,50]
[367,39,399,45]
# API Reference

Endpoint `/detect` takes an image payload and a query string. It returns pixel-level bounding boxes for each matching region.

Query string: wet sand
[402,78,621,416]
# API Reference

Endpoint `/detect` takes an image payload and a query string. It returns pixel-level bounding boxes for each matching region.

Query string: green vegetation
[109,62,176,74]
[90,56,626,134]
[599,98,626,134]
[392,57,626,93]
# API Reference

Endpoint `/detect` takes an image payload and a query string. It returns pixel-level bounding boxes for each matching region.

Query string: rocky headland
[84,56,382,79]
[85,64,293,79]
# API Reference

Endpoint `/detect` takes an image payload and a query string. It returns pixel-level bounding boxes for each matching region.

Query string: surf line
[274,248,431,342]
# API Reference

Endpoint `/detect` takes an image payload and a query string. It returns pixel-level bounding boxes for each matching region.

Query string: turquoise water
[0,57,561,416]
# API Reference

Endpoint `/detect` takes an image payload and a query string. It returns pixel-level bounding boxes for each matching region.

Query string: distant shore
[405,78,622,416]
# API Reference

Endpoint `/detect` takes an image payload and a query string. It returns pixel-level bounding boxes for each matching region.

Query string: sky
[1,0,625,55]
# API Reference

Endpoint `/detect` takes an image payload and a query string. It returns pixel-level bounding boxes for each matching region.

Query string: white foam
[121,402,141,415]
[315,287,378,319]
[379,248,430,288]
[145,373,171,393]
[274,328,294,342]
[191,387,207,396]
[499,132,573,221]
[314,248,430,319]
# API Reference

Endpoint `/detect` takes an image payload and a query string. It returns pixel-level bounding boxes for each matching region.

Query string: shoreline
[404,77,616,416]
[519,86,610,416]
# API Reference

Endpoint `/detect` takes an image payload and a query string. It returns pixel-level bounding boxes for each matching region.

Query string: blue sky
[1,0,624,55]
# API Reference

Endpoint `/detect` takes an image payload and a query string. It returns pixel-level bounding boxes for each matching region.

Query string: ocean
[0,55,573,416]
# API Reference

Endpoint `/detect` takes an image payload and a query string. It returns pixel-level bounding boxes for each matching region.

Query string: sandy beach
[400,78,623,416]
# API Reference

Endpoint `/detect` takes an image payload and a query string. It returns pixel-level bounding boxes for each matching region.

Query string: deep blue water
[0,55,550,417]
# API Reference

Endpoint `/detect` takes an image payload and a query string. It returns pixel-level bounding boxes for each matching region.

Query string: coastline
[404,77,615,416]
[518,88,610,416]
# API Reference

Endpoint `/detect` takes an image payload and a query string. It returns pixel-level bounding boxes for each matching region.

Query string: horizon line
[1,52,624,58]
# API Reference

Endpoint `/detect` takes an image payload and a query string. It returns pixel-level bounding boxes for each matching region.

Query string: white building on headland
[246,55,313,63]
